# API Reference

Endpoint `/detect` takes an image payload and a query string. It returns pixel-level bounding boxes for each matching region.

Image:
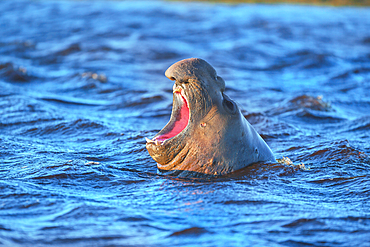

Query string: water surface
[1,1,370,246]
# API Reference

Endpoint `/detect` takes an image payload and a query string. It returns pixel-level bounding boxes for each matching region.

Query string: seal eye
[222,94,237,114]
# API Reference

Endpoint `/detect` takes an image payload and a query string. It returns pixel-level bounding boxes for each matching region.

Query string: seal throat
[154,92,189,142]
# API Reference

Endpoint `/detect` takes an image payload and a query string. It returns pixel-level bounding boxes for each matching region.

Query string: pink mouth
[154,92,189,142]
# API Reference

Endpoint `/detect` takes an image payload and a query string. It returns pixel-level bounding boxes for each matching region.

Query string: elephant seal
[146,58,275,177]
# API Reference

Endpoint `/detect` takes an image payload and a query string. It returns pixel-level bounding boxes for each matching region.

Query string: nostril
[169,77,176,81]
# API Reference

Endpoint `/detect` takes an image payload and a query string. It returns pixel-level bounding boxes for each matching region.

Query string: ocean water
[1,0,370,246]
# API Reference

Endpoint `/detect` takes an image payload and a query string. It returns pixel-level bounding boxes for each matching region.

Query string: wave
[266,95,346,124]
[0,62,34,82]
[22,119,106,137]
[345,116,370,132]
[168,227,209,237]
[41,97,103,107]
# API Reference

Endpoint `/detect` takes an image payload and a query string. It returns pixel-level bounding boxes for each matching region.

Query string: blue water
[1,0,370,246]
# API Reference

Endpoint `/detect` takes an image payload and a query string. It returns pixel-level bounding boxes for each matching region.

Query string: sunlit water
[1,1,370,246]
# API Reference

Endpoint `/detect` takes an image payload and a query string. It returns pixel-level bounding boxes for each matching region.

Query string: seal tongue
[155,94,189,141]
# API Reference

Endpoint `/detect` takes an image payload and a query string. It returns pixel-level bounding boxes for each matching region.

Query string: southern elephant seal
[146,58,275,177]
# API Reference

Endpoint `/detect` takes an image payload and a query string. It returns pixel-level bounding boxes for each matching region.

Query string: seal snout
[165,58,213,82]
[165,58,225,91]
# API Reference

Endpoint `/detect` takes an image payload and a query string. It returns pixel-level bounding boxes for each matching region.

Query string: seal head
[146,58,275,177]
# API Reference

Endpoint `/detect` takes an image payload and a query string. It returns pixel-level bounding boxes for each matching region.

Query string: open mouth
[146,87,190,144]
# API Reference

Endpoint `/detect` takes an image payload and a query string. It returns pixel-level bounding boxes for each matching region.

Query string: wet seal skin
[146,58,275,177]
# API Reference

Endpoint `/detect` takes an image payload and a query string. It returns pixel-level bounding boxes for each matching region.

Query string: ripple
[218,199,277,205]
[23,119,106,137]
[308,174,368,185]
[282,218,326,228]
[41,97,102,106]
[168,227,209,237]
[54,43,82,56]
[345,116,370,132]
[125,95,166,107]
[330,67,370,82]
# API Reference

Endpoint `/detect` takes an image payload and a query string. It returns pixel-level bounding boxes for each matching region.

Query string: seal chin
[146,87,190,146]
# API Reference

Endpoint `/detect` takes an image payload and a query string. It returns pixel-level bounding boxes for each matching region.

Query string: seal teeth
[145,137,163,146]
[145,137,155,144]
[173,85,183,94]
